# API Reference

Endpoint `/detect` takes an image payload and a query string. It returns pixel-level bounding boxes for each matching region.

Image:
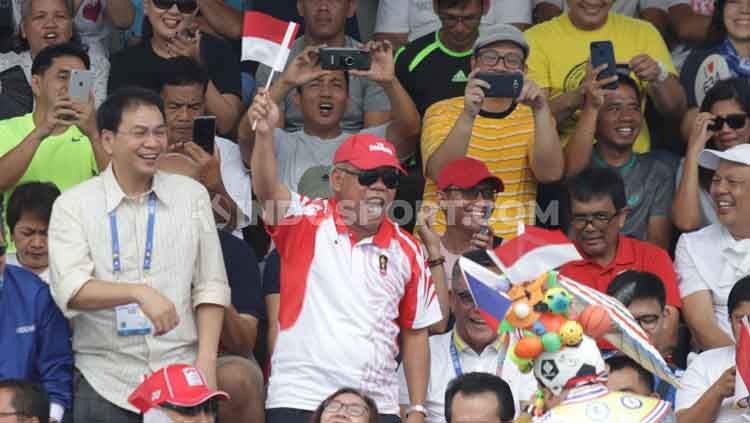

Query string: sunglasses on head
[708,113,748,132]
[152,0,198,13]
[337,167,400,189]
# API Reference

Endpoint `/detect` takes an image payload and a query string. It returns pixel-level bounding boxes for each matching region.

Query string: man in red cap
[129,364,229,423]
[249,91,443,423]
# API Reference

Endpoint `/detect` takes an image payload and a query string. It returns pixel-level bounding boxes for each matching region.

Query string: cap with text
[437,157,504,192]
[128,364,229,413]
[699,144,750,170]
[333,134,405,173]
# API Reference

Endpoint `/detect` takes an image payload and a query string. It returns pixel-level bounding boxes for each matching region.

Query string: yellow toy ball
[558,321,584,347]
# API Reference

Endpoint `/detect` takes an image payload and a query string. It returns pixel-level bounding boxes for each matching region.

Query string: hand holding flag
[735,316,750,408]
[458,257,512,332]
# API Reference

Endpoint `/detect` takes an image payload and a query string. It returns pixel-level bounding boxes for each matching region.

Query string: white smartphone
[68,69,94,103]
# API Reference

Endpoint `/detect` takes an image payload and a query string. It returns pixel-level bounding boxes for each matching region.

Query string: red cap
[128,364,229,413]
[437,157,503,192]
[333,134,405,173]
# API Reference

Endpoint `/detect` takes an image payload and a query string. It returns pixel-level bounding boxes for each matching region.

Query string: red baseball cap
[128,364,229,413]
[333,134,406,173]
[437,157,504,192]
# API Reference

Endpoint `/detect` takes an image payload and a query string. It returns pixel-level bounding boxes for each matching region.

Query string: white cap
[699,144,750,170]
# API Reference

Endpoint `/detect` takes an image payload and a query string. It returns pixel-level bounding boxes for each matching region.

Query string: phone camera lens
[344,56,354,67]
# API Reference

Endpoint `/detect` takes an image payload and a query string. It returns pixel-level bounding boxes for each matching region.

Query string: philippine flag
[459,257,512,332]
[241,12,300,72]
[490,225,581,284]
[735,316,750,408]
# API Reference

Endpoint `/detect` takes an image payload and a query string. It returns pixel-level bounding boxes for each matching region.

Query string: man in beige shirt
[48,86,231,423]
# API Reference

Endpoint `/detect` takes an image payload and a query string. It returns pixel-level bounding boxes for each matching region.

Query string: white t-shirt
[397,330,537,422]
[675,224,750,340]
[215,137,252,236]
[375,0,532,42]
[675,346,749,422]
[533,0,671,17]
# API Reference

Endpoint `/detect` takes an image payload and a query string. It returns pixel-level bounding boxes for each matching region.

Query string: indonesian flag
[241,12,300,72]
[490,225,581,284]
[736,316,750,408]
[459,257,512,332]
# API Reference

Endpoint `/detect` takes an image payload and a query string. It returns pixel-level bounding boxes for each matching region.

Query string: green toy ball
[541,332,562,352]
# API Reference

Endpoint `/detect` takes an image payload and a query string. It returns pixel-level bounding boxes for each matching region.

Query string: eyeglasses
[570,211,620,230]
[476,51,524,70]
[634,314,660,328]
[0,243,6,256]
[159,399,219,417]
[708,114,749,132]
[323,399,369,417]
[444,186,498,200]
[151,0,198,13]
[336,167,400,189]
[438,12,482,27]
[455,290,476,306]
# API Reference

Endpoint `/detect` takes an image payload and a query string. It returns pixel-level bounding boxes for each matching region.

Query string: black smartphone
[476,73,523,99]
[193,116,216,155]
[319,48,372,71]
[590,41,618,90]
[478,206,493,236]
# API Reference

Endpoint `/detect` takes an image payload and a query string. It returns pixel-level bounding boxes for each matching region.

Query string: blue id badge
[115,303,152,336]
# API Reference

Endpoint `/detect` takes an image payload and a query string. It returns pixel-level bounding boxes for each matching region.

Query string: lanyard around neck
[110,192,157,273]
[449,335,508,378]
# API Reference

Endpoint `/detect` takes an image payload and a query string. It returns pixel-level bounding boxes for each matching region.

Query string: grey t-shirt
[255,36,391,133]
[274,124,389,192]
[592,151,675,241]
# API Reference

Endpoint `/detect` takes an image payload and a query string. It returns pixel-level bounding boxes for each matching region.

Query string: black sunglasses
[708,114,748,132]
[337,167,400,189]
[444,186,498,200]
[152,0,198,13]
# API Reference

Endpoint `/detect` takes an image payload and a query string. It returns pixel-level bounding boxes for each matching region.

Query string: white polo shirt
[397,330,537,422]
[265,193,442,415]
[675,224,750,340]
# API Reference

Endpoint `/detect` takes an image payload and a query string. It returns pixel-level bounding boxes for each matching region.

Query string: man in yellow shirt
[421,25,564,240]
[525,0,687,153]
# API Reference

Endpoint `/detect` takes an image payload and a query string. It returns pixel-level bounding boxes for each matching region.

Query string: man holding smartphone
[421,26,564,241]
[0,43,107,251]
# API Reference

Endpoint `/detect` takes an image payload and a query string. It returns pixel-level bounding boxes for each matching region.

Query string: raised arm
[518,79,564,183]
[673,113,713,231]
[249,90,291,225]
[630,54,687,118]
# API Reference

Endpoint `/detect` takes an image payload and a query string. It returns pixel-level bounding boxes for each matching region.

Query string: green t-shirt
[0,113,98,252]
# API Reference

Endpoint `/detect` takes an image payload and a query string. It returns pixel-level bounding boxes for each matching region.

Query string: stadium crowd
[1,0,750,422]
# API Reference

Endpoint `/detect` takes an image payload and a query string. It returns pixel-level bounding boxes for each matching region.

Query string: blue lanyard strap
[110,192,157,273]
[449,335,508,378]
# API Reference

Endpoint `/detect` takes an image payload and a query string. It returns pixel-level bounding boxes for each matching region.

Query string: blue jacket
[0,264,73,409]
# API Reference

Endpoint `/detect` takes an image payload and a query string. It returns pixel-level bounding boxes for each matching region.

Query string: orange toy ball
[515,336,544,359]
[538,312,567,334]
[578,305,612,339]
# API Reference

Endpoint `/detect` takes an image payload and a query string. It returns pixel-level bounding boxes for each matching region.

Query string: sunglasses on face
[445,186,498,200]
[152,0,198,13]
[337,167,400,189]
[708,113,749,132]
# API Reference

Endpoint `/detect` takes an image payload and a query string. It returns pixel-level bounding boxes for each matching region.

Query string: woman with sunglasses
[311,388,379,423]
[673,77,750,231]
[0,0,110,111]
[108,0,242,135]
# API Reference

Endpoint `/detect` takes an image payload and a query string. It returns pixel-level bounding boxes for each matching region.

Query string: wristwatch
[655,61,669,83]
[405,404,428,418]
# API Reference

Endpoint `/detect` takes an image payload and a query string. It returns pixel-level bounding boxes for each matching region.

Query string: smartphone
[193,116,216,155]
[476,73,523,99]
[478,206,493,236]
[68,69,94,103]
[319,48,372,71]
[590,41,618,90]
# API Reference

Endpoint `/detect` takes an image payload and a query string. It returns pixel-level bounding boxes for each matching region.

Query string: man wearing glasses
[0,210,72,423]
[250,92,442,423]
[0,380,53,423]
[564,73,674,251]
[421,26,564,240]
[559,167,682,353]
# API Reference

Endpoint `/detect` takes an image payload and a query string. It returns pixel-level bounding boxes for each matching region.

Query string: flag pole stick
[251,69,275,131]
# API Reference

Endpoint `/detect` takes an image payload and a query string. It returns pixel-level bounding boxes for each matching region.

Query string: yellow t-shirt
[524,13,676,153]
[421,97,536,240]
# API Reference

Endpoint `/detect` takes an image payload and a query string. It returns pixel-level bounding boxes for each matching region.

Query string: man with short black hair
[444,372,516,423]
[0,379,51,423]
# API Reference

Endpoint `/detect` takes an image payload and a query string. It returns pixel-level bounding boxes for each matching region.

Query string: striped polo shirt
[421,97,537,240]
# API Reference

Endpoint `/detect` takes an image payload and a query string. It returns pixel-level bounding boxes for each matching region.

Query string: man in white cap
[676,144,750,350]
[128,364,229,423]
